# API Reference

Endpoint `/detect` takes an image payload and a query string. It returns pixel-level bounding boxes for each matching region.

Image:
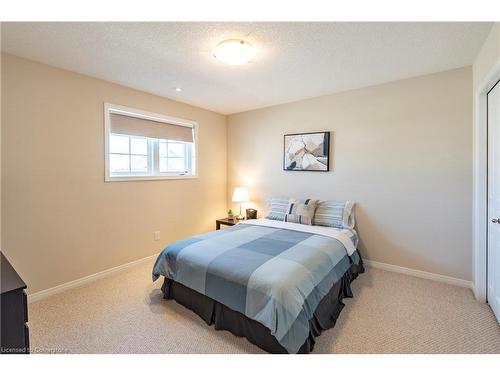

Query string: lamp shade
[232,187,250,203]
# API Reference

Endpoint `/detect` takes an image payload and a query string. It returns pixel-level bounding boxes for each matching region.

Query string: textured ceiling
[1,22,492,114]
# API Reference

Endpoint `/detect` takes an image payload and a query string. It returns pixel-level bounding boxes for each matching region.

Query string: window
[159,140,191,173]
[109,135,149,174]
[104,103,197,181]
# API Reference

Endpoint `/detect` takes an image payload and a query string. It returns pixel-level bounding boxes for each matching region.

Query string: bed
[152,218,364,353]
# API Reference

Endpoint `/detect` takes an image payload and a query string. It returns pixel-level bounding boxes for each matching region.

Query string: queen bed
[152,218,363,354]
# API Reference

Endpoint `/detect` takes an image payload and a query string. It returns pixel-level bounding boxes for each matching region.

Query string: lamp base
[236,203,245,220]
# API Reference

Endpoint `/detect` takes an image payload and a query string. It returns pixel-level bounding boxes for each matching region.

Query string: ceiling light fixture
[175,87,182,92]
[213,39,255,65]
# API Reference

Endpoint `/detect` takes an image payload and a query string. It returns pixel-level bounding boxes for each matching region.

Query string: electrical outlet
[154,231,160,241]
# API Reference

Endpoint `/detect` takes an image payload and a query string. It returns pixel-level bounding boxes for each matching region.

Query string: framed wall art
[283,131,330,171]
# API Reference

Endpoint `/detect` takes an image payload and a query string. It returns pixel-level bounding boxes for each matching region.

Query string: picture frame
[283,131,330,172]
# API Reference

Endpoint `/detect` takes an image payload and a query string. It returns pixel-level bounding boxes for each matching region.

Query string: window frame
[108,134,152,176]
[104,103,198,182]
[157,140,192,174]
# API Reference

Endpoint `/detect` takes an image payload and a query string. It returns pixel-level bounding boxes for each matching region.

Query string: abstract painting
[283,132,330,171]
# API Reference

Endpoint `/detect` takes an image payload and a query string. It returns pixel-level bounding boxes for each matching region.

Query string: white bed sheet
[241,218,357,256]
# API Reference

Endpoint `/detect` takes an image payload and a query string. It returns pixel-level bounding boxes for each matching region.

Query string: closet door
[487,81,500,323]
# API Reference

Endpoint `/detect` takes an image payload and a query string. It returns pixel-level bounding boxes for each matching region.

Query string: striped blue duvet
[152,219,358,353]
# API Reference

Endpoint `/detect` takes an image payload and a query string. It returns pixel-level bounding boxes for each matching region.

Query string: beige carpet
[28,259,500,354]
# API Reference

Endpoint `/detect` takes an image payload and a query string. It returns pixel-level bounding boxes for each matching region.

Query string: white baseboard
[28,254,473,303]
[28,253,159,303]
[364,259,473,289]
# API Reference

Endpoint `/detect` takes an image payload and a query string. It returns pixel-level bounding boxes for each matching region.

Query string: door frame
[473,61,500,303]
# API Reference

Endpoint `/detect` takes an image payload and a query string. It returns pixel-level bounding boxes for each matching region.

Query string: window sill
[105,174,198,182]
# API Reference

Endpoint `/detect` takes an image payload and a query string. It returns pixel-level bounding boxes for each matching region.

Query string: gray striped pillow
[284,198,318,225]
[265,197,291,221]
[313,200,355,229]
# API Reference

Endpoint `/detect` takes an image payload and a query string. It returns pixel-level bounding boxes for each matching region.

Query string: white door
[487,81,500,323]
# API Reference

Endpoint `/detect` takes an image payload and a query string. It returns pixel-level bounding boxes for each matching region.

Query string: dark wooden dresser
[1,252,29,354]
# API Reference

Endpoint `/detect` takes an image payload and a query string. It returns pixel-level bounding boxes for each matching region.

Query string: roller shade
[110,113,194,143]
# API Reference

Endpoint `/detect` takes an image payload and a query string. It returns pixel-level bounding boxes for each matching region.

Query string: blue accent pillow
[313,200,355,229]
[265,197,290,221]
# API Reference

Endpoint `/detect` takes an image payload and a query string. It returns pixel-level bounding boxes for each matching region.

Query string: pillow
[284,198,318,225]
[265,197,291,221]
[313,200,355,229]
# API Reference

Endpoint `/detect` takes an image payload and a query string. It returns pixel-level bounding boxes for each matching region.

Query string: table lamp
[232,187,249,220]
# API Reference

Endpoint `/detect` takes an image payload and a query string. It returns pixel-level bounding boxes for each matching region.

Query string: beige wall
[473,23,500,90]
[1,54,227,293]
[228,67,473,281]
[0,27,2,251]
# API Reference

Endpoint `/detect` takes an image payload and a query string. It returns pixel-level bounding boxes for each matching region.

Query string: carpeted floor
[28,259,500,354]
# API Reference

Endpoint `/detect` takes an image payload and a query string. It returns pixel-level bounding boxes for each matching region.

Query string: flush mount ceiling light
[175,87,182,92]
[213,39,255,65]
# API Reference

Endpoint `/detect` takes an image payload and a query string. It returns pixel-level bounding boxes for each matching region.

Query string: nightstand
[216,218,239,230]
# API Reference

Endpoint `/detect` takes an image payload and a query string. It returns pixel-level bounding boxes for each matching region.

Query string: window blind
[109,113,194,143]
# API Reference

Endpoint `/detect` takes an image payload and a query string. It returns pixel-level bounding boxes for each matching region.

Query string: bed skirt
[161,253,364,354]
